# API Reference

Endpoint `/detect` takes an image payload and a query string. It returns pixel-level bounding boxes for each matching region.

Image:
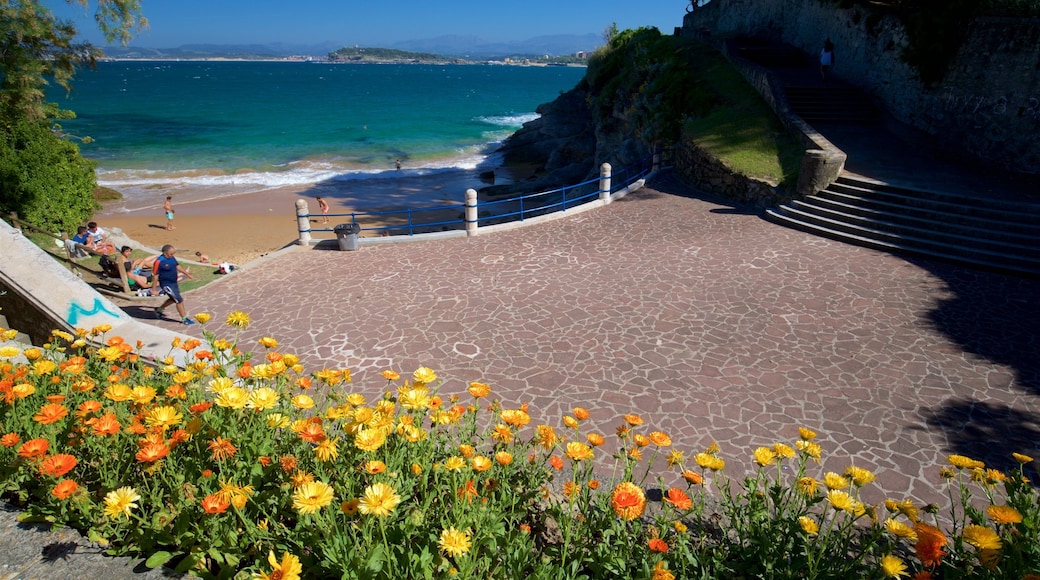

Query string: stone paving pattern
[153,171,1040,510]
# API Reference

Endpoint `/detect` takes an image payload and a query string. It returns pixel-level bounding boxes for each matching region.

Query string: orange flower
[914,523,948,568]
[624,414,644,426]
[17,438,49,459]
[136,441,170,463]
[295,376,312,390]
[550,456,564,471]
[91,413,121,436]
[298,423,326,444]
[76,400,102,417]
[467,382,491,398]
[573,407,590,421]
[39,454,77,477]
[52,479,78,500]
[648,538,669,553]
[587,433,605,446]
[682,470,704,485]
[280,455,298,473]
[663,487,693,511]
[457,480,479,503]
[1,433,20,447]
[208,437,237,461]
[648,431,672,447]
[33,403,68,425]
[189,401,212,413]
[610,482,646,520]
[169,429,191,447]
[202,493,230,514]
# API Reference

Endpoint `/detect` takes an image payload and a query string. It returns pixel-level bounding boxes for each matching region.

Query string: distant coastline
[99,56,588,67]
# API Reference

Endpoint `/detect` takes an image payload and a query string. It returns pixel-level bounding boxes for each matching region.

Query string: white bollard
[465,189,478,236]
[599,163,612,204]
[295,199,312,246]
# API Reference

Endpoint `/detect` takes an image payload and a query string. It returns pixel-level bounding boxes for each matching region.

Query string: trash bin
[333,223,361,251]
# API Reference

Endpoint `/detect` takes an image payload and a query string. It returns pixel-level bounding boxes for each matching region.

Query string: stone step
[834,176,1040,214]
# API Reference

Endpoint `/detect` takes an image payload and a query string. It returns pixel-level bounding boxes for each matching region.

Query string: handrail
[297,152,662,242]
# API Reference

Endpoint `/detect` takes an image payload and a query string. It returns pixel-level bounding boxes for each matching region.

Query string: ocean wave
[476,113,540,127]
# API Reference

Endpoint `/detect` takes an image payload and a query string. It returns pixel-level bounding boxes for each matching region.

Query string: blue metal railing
[303,154,659,239]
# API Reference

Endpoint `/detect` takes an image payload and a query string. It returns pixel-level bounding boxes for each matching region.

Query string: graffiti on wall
[67,297,120,326]
[940,93,1040,120]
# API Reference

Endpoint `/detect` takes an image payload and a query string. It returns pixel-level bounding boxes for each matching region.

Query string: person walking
[152,244,195,325]
[164,196,176,230]
[820,39,835,80]
[316,196,330,224]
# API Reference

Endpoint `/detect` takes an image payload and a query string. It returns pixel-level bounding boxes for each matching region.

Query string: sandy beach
[93,165,537,266]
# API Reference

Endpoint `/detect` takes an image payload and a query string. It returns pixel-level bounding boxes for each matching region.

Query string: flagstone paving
[150,171,1040,510]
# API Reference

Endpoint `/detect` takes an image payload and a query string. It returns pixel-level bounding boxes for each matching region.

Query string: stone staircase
[765,176,1040,276]
[785,86,880,124]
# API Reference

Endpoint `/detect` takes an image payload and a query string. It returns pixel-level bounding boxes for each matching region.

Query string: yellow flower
[254,550,302,580]
[444,456,466,470]
[565,441,594,462]
[364,460,386,474]
[798,426,817,440]
[796,477,819,497]
[291,394,315,410]
[171,370,195,384]
[247,387,279,411]
[884,519,918,541]
[471,456,492,472]
[845,465,876,487]
[193,312,211,324]
[586,433,605,446]
[130,385,157,404]
[354,428,386,452]
[1012,452,1034,464]
[103,383,133,402]
[266,413,290,429]
[948,454,984,469]
[438,527,472,558]
[666,449,685,467]
[359,482,401,517]
[987,504,1022,525]
[753,447,777,466]
[562,416,578,429]
[398,386,431,410]
[225,310,251,328]
[0,346,20,358]
[23,347,42,360]
[500,409,530,427]
[648,431,672,447]
[796,440,822,462]
[412,366,437,385]
[879,554,908,578]
[216,387,249,409]
[207,376,234,395]
[823,472,849,490]
[623,414,643,426]
[258,336,279,349]
[292,481,334,514]
[467,382,490,398]
[495,451,513,466]
[145,406,183,431]
[772,443,796,458]
[314,438,339,462]
[827,489,854,512]
[962,525,1002,550]
[798,516,819,535]
[103,486,140,519]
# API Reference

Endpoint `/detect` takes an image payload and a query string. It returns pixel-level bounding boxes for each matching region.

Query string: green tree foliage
[585,27,716,146]
[0,0,144,231]
[0,115,98,232]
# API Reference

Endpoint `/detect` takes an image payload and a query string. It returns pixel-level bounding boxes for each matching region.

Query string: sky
[46,1,686,49]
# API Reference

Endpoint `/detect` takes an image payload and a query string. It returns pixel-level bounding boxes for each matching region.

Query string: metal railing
[296,153,660,243]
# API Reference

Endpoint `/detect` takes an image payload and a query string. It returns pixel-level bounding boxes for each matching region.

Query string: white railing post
[599,163,612,204]
[295,199,312,246]
[465,189,478,236]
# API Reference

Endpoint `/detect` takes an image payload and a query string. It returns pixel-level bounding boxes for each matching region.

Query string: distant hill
[328,47,453,63]
[98,34,603,61]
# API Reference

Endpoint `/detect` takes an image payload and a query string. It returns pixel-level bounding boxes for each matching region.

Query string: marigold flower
[341,498,361,515]
[565,441,594,462]
[1012,452,1034,464]
[623,413,643,426]
[412,366,437,385]
[797,440,823,461]
[549,456,564,471]
[291,394,314,410]
[914,523,948,567]
[694,452,725,471]
[40,454,77,477]
[103,486,140,519]
[500,409,530,427]
[293,481,335,514]
[314,438,339,462]
[648,538,669,553]
[380,369,400,381]
[438,527,472,558]
[633,434,650,447]
[471,456,492,472]
[753,446,777,466]
[0,346,20,358]
[879,554,908,578]
[610,482,646,520]
[650,561,675,580]
[586,433,605,446]
[824,472,849,490]
[135,442,169,463]
[798,426,817,440]
[145,406,182,431]
[467,381,490,398]
[208,437,237,461]
[948,454,984,470]
[798,516,819,535]
[215,387,249,409]
[91,413,121,436]
[1,433,20,447]
[354,428,386,452]
[572,406,590,421]
[827,489,854,512]
[562,415,578,429]
[257,550,302,580]
[17,438,49,459]
[885,519,918,541]
[962,525,1001,550]
[52,479,78,500]
[11,383,35,399]
[649,431,672,447]
[247,387,279,411]
[202,493,230,514]
[663,487,693,511]
[225,310,251,328]
[398,386,431,410]
[358,482,401,517]
[33,403,68,425]
[987,504,1022,525]
[845,465,877,487]
[667,449,686,467]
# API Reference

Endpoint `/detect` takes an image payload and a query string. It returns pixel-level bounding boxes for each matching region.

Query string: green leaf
[87,528,110,547]
[365,544,385,572]
[145,550,173,569]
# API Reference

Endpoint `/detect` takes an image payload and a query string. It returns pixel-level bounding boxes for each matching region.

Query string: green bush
[0,116,99,234]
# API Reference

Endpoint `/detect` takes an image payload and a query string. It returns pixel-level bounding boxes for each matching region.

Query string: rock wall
[683,1,1040,174]
[674,132,788,207]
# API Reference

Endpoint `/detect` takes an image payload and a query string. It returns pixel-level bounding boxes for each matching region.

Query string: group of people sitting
[99,247,171,295]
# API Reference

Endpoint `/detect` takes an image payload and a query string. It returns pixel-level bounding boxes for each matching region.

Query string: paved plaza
[147,171,1040,509]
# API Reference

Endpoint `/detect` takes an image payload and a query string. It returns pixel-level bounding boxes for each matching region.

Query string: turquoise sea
[51,61,586,212]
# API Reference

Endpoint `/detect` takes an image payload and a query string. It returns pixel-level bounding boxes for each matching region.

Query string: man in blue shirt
[151,244,195,325]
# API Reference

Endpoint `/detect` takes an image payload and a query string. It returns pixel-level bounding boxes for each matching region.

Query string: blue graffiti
[67,297,119,326]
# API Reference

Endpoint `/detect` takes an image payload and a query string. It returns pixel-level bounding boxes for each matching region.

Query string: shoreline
[94,163,541,267]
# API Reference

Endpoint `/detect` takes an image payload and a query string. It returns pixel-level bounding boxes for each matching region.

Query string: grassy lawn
[686,47,804,190]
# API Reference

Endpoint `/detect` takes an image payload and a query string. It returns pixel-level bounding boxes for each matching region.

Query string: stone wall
[674,132,788,207]
[683,1,1040,175]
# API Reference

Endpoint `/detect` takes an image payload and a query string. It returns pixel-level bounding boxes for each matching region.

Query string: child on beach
[164,196,176,230]
[316,196,330,224]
